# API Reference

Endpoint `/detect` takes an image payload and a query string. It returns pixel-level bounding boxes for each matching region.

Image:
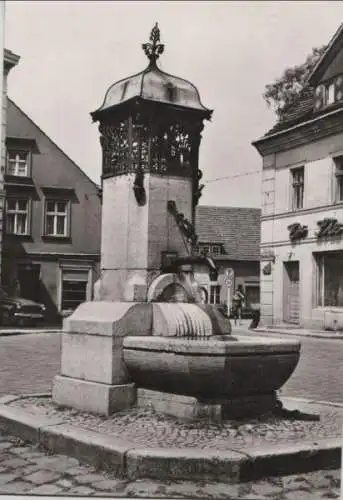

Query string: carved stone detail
[167,200,197,246]
[287,222,308,242]
[316,218,343,238]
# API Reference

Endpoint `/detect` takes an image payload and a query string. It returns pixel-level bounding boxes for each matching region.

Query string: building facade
[1,50,20,277]
[253,23,343,330]
[3,98,101,322]
[193,205,260,311]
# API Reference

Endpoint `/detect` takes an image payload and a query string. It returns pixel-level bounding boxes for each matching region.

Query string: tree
[263,45,327,118]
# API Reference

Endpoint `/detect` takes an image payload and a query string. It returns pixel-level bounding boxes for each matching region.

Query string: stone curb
[254,328,343,340]
[0,329,61,337]
[0,397,341,483]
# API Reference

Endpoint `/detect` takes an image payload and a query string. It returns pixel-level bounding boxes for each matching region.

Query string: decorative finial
[142,22,164,66]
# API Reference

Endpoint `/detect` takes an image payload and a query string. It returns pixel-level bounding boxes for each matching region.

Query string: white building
[253,23,343,330]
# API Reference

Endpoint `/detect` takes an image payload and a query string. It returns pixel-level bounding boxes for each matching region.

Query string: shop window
[209,285,221,304]
[5,198,30,235]
[6,149,30,177]
[291,167,304,210]
[44,200,69,237]
[316,252,343,307]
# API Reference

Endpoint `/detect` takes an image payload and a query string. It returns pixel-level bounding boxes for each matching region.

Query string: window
[326,83,335,106]
[210,285,221,304]
[200,245,210,256]
[6,150,30,176]
[317,252,343,307]
[62,279,87,311]
[334,156,343,202]
[211,245,221,256]
[5,198,29,235]
[44,200,69,237]
[291,167,304,210]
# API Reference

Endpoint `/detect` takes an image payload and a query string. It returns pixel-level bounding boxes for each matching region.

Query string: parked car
[0,287,46,326]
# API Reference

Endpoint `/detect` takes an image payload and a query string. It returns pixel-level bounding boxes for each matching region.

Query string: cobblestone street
[0,432,340,498]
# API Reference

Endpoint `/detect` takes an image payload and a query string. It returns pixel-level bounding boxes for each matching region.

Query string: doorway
[17,264,41,302]
[283,261,300,324]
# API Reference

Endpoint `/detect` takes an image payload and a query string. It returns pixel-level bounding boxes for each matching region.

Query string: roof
[91,23,211,120]
[93,65,211,118]
[6,98,99,190]
[257,22,343,140]
[195,206,261,261]
[263,86,315,136]
[308,23,343,86]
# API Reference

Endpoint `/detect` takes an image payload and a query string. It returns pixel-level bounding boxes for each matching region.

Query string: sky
[4,1,343,208]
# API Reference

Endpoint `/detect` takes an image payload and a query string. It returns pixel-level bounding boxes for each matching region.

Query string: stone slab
[0,404,62,444]
[126,447,246,482]
[64,301,153,337]
[60,333,128,385]
[240,437,342,481]
[39,423,132,476]
[52,375,136,416]
[136,388,277,421]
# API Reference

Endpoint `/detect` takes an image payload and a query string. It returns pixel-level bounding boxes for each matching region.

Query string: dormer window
[315,75,343,110]
[6,149,30,177]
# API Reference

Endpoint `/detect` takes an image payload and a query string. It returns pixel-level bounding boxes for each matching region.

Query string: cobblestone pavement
[0,332,60,397]
[0,433,340,498]
[11,397,342,450]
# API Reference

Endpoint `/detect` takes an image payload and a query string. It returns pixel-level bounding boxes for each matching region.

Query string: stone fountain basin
[123,335,300,400]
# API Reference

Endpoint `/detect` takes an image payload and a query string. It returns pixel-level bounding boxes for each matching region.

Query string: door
[17,264,41,302]
[283,261,300,324]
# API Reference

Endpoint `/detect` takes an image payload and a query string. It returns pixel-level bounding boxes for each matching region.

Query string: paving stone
[322,491,341,499]
[93,478,131,492]
[74,472,108,484]
[56,478,75,488]
[0,442,12,450]
[0,473,19,485]
[2,457,29,469]
[282,474,311,491]
[284,489,327,500]
[69,485,97,495]
[252,479,284,497]
[28,483,64,495]
[304,470,333,489]
[11,446,33,454]
[25,469,62,485]
[0,480,32,494]
[16,464,43,476]
[66,465,93,476]
[32,455,79,468]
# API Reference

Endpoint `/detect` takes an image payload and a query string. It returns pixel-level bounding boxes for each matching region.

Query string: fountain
[52,24,300,421]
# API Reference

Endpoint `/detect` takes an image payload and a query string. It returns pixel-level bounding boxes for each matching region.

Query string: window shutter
[335,75,343,102]
[314,85,325,110]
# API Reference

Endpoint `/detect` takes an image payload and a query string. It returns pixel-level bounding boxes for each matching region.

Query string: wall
[5,100,101,257]
[260,125,343,328]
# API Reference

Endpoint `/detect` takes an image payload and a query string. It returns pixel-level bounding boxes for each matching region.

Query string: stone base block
[137,388,277,421]
[52,375,136,416]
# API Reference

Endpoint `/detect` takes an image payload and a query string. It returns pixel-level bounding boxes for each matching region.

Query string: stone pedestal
[52,301,153,416]
[99,174,193,302]
[137,388,278,422]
